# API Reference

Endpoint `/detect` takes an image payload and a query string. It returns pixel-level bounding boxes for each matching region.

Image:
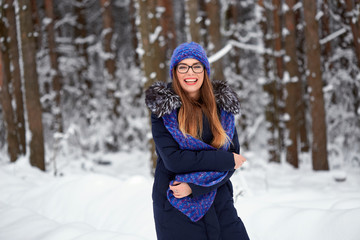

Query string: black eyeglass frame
[176,63,205,74]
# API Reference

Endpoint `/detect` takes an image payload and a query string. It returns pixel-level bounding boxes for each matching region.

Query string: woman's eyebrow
[179,62,201,65]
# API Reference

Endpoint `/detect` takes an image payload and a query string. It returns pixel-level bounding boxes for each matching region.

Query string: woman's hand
[169,181,192,199]
[233,153,246,169]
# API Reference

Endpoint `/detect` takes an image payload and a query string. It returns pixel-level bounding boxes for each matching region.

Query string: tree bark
[284,0,300,168]
[5,0,26,154]
[204,0,225,81]
[272,0,284,79]
[0,12,20,162]
[258,0,281,163]
[135,0,158,170]
[357,1,360,31]
[271,0,285,157]
[73,0,95,125]
[226,1,241,74]
[148,0,167,82]
[74,0,90,76]
[129,0,140,66]
[158,0,177,51]
[30,0,42,50]
[0,53,20,162]
[100,0,120,118]
[294,0,310,153]
[185,0,201,43]
[344,0,360,68]
[303,0,329,170]
[74,0,94,122]
[136,0,157,89]
[18,0,46,171]
[100,0,116,80]
[321,0,332,64]
[44,0,63,133]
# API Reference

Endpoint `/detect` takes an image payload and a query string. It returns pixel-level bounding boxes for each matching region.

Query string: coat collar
[145,80,241,117]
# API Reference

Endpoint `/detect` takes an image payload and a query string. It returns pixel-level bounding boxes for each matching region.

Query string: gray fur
[145,80,241,117]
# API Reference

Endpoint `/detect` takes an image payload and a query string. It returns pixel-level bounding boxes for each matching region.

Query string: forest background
[0,0,360,174]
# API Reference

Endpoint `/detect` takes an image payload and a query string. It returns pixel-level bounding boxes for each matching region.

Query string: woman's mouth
[184,78,198,85]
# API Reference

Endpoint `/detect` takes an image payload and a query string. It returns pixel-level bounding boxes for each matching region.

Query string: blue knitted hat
[169,42,210,79]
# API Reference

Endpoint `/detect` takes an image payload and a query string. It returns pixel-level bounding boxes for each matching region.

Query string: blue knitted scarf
[163,109,235,222]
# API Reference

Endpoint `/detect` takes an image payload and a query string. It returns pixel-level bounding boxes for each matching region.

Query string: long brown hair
[172,71,229,148]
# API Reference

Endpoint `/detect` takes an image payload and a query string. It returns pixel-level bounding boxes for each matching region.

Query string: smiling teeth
[185,79,197,82]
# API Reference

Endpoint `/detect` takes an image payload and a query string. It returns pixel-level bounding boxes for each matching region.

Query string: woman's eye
[178,66,187,70]
[193,65,202,69]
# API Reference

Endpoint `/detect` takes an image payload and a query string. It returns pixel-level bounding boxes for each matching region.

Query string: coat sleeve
[188,128,240,198]
[151,113,235,174]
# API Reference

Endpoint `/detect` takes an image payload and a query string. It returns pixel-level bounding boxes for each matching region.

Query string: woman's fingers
[172,181,181,185]
[233,153,246,169]
[169,182,192,198]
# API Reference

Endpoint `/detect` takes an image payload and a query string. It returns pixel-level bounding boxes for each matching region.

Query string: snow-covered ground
[1,150,360,240]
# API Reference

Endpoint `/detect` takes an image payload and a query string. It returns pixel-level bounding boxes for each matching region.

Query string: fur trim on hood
[145,80,241,117]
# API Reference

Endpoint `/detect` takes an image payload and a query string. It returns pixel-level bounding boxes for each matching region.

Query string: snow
[0,153,154,240]
[1,150,360,240]
[316,11,324,21]
[208,43,232,63]
[320,28,347,45]
[208,40,266,63]
[149,26,162,44]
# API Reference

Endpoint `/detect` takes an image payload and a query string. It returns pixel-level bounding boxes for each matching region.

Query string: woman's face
[176,58,204,99]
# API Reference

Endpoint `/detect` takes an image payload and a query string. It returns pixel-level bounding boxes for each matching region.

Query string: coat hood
[145,80,241,117]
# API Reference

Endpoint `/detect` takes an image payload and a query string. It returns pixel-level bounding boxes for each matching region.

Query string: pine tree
[4,0,26,154]
[0,9,20,162]
[18,0,45,171]
[303,0,329,170]
[44,0,63,133]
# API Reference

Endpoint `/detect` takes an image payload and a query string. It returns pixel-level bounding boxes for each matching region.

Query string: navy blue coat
[146,81,250,240]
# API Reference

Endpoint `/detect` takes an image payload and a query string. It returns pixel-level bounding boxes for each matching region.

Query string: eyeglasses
[177,63,204,74]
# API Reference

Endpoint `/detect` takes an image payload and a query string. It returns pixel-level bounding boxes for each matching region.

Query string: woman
[145,42,250,240]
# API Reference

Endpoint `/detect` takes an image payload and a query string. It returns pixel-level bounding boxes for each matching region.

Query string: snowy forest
[1,0,359,172]
[0,0,360,239]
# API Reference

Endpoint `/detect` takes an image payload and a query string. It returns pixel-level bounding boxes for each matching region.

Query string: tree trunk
[272,0,283,79]
[294,0,310,153]
[74,0,94,125]
[129,0,140,66]
[158,0,177,51]
[357,1,360,31]
[30,0,42,50]
[44,0,63,133]
[135,0,158,171]
[100,0,116,80]
[321,0,332,64]
[225,1,241,75]
[0,53,20,163]
[344,0,360,68]
[5,0,26,155]
[0,13,20,162]
[100,0,119,118]
[74,0,90,77]
[136,0,157,88]
[18,0,46,171]
[258,0,281,163]
[284,0,300,168]
[303,0,329,171]
[271,0,284,159]
[148,0,167,82]
[185,0,201,43]
[204,0,225,81]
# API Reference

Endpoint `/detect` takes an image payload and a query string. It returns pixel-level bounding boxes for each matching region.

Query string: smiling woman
[175,59,205,99]
[145,42,249,240]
